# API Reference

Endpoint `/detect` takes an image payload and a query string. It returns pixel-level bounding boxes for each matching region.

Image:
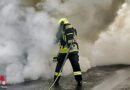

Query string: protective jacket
[56,22,79,53]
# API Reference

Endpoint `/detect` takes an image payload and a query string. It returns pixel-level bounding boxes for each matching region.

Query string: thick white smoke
[42,0,112,38]
[0,0,57,84]
[91,2,130,66]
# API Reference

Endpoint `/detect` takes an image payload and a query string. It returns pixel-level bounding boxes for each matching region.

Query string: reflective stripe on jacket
[59,44,78,53]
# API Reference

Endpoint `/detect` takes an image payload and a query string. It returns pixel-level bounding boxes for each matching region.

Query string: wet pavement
[1,65,130,90]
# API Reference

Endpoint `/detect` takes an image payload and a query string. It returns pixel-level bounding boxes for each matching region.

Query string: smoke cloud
[91,2,130,66]
[0,0,57,84]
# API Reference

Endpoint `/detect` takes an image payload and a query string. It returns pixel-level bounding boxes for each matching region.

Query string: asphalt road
[1,65,130,90]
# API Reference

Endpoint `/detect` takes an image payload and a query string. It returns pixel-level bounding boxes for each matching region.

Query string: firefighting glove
[53,55,58,63]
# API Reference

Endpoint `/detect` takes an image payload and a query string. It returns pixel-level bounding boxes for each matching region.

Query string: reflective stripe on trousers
[74,71,82,75]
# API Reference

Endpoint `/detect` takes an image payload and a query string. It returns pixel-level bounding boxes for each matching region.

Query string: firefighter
[53,18,82,86]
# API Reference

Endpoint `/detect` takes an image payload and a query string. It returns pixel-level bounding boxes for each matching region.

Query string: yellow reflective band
[55,72,62,76]
[74,71,82,75]
[65,35,66,41]
[67,33,73,35]
[59,46,69,53]
[65,25,72,29]
[64,20,69,24]
[62,35,67,41]
[59,45,78,53]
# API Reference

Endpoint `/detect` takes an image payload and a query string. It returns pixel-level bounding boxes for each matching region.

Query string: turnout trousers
[54,52,82,83]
